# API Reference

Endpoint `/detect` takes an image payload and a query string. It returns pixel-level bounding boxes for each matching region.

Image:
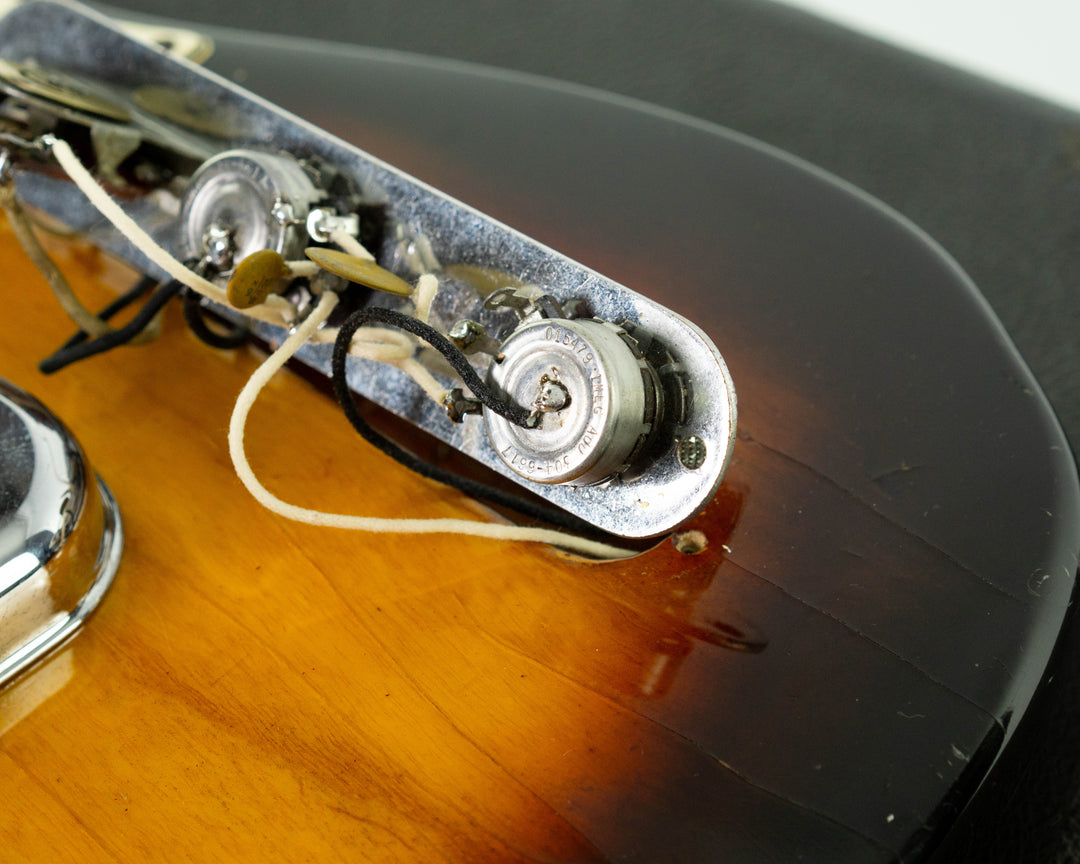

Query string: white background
[773,0,1080,113]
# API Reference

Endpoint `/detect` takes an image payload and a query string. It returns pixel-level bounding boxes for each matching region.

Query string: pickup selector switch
[484,318,661,486]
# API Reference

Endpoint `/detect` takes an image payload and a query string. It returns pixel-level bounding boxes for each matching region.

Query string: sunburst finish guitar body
[1,8,1078,863]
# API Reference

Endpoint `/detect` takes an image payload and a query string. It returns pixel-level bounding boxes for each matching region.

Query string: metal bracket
[0,1,736,538]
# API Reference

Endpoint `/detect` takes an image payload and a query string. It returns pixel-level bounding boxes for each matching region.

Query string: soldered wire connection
[47,135,298,328]
[229,290,630,559]
[22,132,627,554]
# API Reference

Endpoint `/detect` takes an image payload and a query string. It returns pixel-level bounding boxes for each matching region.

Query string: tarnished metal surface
[0,1,735,537]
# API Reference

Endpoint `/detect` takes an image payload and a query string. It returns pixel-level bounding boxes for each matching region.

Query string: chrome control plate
[0,1,736,537]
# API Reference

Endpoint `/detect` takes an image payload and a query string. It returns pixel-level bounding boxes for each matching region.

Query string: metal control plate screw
[677,435,707,470]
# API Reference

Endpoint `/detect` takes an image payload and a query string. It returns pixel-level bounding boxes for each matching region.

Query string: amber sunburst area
[1,21,1077,850]
[0,222,766,862]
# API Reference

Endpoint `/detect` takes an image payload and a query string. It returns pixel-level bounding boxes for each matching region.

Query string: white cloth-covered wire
[47,133,622,556]
[329,227,374,261]
[286,260,320,278]
[412,273,438,324]
[47,135,296,327]
[49,134,450,405]
[228,290,630,559]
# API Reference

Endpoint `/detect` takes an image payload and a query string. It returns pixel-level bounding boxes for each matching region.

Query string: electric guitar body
[2,17,1078,864]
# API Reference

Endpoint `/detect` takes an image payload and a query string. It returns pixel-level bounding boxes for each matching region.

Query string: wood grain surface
[1,23,1077,858]
[0,222,765,862]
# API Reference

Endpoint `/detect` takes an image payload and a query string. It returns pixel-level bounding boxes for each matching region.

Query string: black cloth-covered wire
[56,273,158,350]
[330,305,605,535]
[346,306,533,427]
[40,277,184,374]
[181,287,249,349]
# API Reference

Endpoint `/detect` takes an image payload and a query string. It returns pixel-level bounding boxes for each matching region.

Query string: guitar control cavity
[0,0,737,537]
[484,318,661,486]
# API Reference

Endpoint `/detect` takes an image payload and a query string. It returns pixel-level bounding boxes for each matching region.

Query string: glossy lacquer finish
[0,25,1077,864]
[0,381,122,687]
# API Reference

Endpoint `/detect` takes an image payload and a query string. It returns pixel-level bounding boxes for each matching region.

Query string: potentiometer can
[484,317,661,486]
[178,149,321,270]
